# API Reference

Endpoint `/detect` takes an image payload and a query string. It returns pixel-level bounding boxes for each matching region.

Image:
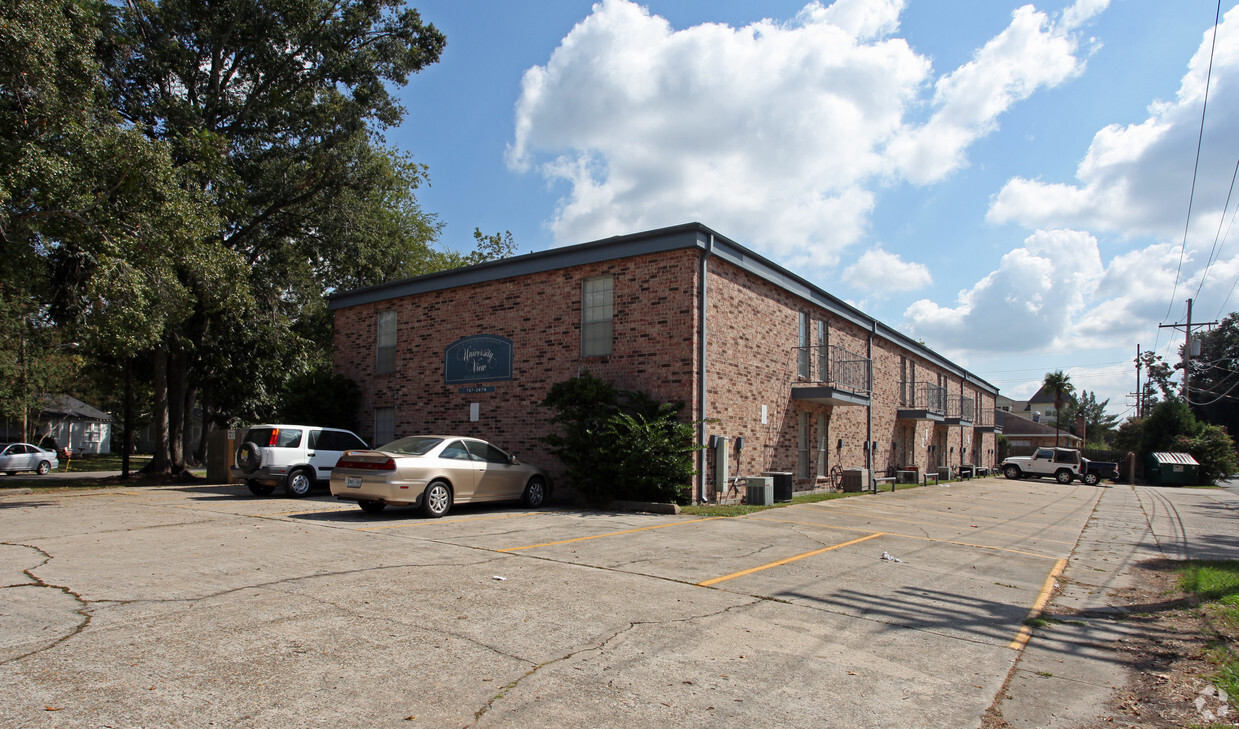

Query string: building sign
[444,335,514,384]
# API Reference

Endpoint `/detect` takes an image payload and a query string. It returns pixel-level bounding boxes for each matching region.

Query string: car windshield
[379,437,443,456]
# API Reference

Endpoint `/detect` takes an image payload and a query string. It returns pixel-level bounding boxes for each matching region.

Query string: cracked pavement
[1,478,1233,728]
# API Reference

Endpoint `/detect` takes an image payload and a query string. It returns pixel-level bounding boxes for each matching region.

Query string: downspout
[866,322,875,485]
[697,235,713,503]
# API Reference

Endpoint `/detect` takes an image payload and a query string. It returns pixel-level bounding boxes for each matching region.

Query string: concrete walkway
[997,482,1239,728]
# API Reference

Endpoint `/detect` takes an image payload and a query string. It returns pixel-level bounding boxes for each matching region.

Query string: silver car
[0,443,60,475]
[330,436,549,517]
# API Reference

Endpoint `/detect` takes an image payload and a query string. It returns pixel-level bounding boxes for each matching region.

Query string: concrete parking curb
[607,499,681,514]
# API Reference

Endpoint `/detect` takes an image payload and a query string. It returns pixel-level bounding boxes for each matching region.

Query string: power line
[1195,156,1239,300]
[1162,0,1223,323]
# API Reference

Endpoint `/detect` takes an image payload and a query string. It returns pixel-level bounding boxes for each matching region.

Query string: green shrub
[541,370,697,505]
[1174,425,1238,485]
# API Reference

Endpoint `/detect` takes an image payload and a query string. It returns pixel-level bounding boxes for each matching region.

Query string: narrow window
[899,357,908,405]
[376,310,396,374]
[797,412,810,479]
[582,276,613,357]
[816,413,828,476]
[797,312,810,378]
[816,320,828,382]
[374,407,395,446]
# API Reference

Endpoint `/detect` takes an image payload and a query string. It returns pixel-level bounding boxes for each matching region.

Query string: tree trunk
[168,347,187,473]
[147,346,170,474]
[182,384,198,466]
[121,357,132,480]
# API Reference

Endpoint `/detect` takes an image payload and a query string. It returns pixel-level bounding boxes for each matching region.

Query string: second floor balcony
[897,382,947,421]
[945,395,976,424]
[791,344,871,407]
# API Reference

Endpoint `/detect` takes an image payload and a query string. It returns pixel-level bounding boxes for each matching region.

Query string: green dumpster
[1145,452,1199,486]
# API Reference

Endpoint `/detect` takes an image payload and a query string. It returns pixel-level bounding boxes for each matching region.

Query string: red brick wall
[332,245,1000,499]
[332,249,701,464]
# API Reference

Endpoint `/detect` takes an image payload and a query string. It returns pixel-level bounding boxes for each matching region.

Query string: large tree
[86,0,447,472]
[2,0,215,453]
[1186,311,1239,437]
[1061,390,1120,446]
[1041,370,1074,447]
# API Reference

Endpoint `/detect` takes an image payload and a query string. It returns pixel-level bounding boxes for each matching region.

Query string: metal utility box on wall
[743,476,773,506]
[1145,452,1199,486]
[841,468,869,493]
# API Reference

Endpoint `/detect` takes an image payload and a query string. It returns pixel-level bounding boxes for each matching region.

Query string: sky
[385,0,1239,420]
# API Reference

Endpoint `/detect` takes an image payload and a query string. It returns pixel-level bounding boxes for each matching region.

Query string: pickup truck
[1001,447,1117,485]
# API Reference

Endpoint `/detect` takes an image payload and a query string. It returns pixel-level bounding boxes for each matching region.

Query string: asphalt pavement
[0,477,1235,728]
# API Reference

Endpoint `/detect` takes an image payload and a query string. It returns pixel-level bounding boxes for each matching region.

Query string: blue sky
[386,0,1239,419]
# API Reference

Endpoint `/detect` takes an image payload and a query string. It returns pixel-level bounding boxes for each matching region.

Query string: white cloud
[889,1,1104,184]
[843,247,933,292]
[901,229,1104,351]
[508,0,1099,261]
[988,5,1239,238]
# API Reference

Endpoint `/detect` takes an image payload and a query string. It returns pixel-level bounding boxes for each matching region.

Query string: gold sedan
[329,436,550,517]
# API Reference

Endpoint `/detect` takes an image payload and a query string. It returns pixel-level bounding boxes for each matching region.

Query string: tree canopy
[1,0,508,472]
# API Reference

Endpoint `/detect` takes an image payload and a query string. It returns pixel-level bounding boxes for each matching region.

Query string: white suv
[232,425,368,497]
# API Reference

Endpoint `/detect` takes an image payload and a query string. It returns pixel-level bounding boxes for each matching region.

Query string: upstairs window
[376,310,396,374]
[797,312,810,378]
[582,276,614,357]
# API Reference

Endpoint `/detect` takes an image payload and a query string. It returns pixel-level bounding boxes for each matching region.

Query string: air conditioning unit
[841,468,869,493]
[743,476,773,506]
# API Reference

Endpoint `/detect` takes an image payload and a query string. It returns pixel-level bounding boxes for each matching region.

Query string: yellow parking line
[360,512,541,531]
[498,517,722,552]
[746,516,1059,560]
[1009,558,1068,651]
[783,505,1076,545]
[697,533,885,587]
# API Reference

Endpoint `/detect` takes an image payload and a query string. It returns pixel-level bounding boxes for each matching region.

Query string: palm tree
[1042,370,1075,446]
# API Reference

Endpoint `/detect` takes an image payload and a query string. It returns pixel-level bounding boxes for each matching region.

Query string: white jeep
[232,424,368,497]
[1001,447,1106,485]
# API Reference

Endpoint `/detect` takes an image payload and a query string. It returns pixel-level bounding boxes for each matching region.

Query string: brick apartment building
[329,223,1000,502]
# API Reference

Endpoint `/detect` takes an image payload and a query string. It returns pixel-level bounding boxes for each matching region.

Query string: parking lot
[0,478,1120,727]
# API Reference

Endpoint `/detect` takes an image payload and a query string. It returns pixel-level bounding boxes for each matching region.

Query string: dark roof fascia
[327,223,707,311]
[327,222,998,396]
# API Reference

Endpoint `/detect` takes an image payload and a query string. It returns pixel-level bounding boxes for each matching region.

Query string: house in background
[35,394,113,456]
[997,410,1082,450]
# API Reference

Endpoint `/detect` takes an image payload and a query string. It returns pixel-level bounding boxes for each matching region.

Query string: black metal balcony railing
[947,395,975,421]
[908,382,946,414]
[794,345,871,394]
[974,408,998,429]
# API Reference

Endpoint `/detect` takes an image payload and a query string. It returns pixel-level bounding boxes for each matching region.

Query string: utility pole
[1134,344,1142,418]
[1159,298,1217,401]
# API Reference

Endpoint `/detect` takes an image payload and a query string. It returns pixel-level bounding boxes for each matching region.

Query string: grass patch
[58,454,153,472]
[1179,561,1239,698]
[680,490,864,517]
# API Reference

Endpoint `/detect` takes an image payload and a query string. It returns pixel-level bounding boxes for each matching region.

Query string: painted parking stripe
[697,533,885,587]
[791,502,1082,539]
[1009,558,1068,651]
[498,517,722,552]
[746,516,1060,560]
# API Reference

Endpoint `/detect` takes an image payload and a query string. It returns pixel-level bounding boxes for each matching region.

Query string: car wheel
[4,472,13,476]
[420,480,452,518]
[1083,472,1100,485]
[522,477,547,508]
[284,468,314,498]
[1055,469,1073,484]
[247,480,275,496]
[1003,465,1021,480]
[236,442,263,474]
[36,461,51,475]
[358,499,386,513]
